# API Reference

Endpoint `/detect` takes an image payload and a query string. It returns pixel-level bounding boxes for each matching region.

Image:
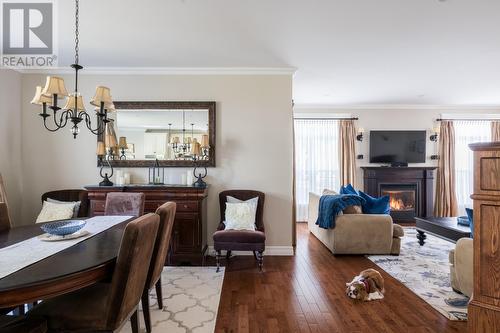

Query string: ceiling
[53,0,500,105]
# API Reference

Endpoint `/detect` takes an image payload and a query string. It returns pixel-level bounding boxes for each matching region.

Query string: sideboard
[84,185,208,265]
[468,142,500,332]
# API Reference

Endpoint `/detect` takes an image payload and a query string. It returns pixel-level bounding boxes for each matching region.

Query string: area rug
[368,228,469,321]
[120,266,225,333]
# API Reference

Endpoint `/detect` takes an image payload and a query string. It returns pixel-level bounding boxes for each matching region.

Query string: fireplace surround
[362,167,436,223]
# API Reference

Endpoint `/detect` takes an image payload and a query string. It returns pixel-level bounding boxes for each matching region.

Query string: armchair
[213,190,266,272]
[449,237,473,297]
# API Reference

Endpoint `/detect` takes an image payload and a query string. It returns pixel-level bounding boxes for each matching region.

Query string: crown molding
[13,66,297,76]
[293,104,500,111]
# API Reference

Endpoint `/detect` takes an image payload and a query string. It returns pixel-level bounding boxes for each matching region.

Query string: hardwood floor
[215,223,467,333]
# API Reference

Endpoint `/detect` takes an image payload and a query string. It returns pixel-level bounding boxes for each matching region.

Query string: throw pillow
[47,198,81,218]
[339,184,358,195]
[224,202,256,231]
[227,196,258,224]
[466,208,474,238]
[358,191,390,214]
[36,201,76,224]
[322,189,338,196]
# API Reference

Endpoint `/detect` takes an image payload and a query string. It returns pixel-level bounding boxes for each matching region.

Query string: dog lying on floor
[346,268,385,301]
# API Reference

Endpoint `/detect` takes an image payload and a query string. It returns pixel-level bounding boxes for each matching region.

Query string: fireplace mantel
[361,166,437,223]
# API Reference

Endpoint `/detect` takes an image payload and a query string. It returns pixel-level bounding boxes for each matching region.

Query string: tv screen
[369,130,426,163]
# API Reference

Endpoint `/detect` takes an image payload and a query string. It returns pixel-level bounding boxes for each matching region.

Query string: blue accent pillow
[466,208,474,238]
[339,184,358,195]
[358,191,390,214]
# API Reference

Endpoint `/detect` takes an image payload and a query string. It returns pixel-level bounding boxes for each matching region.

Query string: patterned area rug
[120,266,225,333]
[368,228,469,321]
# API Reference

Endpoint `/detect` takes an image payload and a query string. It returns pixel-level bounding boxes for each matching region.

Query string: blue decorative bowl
[41,220,86,236]
[457,216,470,226]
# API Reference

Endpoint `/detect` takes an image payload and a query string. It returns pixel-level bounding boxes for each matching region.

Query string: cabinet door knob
[183,204,188,209]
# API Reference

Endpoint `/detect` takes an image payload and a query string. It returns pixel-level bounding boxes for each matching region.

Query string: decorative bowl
[457,216,470,226]
[41,219,87,236]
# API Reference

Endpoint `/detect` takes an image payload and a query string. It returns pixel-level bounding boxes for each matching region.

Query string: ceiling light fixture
[31,0,114,138]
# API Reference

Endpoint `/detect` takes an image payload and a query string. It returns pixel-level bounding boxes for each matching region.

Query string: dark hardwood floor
[215,223,467,333]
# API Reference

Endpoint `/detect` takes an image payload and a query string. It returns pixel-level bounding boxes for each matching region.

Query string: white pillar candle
[124,173,131,185]
[181,174,187,185]
[187,170,193,186]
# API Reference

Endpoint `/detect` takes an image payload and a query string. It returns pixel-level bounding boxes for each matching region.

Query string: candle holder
[193,165,207,188]
[149,159,165,185]
[99,155,114,186]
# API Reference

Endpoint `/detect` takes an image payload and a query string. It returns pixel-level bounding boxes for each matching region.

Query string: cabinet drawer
[175,201,198,212]
[91,201,105,213]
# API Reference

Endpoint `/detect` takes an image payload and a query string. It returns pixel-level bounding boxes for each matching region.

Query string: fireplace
[381,184,417,221]
[362,167,436,223]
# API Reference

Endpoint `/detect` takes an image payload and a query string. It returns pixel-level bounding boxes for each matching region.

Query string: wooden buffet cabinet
[469,142,500,332]
[85,185,208,266]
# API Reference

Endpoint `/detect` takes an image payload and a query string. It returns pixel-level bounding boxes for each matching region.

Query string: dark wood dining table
[0,217,134,309]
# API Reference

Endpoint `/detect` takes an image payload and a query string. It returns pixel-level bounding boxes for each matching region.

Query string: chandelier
[30,0,114,139]
[168,111,210,161]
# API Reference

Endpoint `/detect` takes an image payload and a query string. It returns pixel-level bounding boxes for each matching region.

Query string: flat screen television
[369,130,426,164]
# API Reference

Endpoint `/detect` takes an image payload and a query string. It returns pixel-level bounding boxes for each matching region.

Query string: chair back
[105,213,159,330]
[104,192,145,217]
[0,174,12,232]
[219,190,265,231]
[41,189,89,217]
[146,202,177,289]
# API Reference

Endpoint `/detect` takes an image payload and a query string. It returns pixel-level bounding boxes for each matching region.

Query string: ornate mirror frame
[97,101,216,167]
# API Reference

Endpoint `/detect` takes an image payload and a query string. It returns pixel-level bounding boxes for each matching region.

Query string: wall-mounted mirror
[98,101,216,167]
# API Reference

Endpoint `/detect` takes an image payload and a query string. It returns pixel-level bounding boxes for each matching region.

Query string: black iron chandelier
[30,0,114,139]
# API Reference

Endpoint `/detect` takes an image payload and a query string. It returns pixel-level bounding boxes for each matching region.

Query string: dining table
[0,216,134,309]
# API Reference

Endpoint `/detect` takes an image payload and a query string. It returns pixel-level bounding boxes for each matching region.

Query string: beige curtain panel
[492,121,500,141]
[434,121,458,217]
[339,120,357,187]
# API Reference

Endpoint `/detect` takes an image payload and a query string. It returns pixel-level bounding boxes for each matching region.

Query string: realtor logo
[1,0,57,67]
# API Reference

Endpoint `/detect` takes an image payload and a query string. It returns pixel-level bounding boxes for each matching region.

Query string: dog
[346,268,385,301]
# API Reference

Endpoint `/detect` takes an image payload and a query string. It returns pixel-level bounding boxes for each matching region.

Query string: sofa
[449,237,473,297]
[307,192,404,255]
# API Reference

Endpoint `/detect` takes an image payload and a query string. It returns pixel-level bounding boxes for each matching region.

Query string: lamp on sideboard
[97,141,113,186]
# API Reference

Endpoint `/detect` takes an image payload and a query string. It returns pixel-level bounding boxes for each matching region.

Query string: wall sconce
[356,128,365,141]
[431,155,439,160]
[430,126,440,142]
[357,154,364,160]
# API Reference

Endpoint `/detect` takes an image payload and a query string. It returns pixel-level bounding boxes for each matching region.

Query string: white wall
[294,106,500,188]
[0,69,23,225]
[21,74,294,248]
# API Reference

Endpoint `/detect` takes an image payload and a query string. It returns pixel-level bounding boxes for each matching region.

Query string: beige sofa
[307,192,404,255]
[449,237,473,297]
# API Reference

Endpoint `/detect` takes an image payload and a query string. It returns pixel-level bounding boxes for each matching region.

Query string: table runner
[0,216,132,280]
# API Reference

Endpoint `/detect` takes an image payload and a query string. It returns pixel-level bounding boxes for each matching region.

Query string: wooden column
[469,142,500,332]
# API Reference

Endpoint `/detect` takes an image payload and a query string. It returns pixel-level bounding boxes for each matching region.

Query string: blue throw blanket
[316,194,366,229]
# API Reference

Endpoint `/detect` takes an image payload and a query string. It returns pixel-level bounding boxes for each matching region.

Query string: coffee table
[415,217,471,246]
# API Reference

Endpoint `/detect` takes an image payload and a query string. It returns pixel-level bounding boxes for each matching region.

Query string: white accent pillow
[47,198,81,218]
[224,202,256,231]
[226,196,258,225]
[36,201,76,224]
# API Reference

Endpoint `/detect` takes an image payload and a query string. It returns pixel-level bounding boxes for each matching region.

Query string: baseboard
[207,246,294,256]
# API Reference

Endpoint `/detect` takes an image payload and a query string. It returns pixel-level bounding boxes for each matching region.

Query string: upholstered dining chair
[104,192,145,217]
[0,315,47,333]
[41,189,89,217]
[141,202,177,333]
[213,190,266,272]
[0,174,12,233]
[28,213,160,333]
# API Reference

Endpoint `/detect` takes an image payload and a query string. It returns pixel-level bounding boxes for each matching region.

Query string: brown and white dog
[345,268,385,301]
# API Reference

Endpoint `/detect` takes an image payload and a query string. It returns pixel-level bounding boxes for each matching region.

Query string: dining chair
[0,315,47,333]
[213,190,266,272]
[104,192,145,217]
[0,174,12,233]
[28,213,160,333]
[141,201,176,333]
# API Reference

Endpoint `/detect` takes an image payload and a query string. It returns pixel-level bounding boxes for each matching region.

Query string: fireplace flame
[389,197,405,211]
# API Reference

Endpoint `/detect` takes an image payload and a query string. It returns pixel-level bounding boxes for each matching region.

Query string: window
[454,120,491,213]
[294,119,340,221]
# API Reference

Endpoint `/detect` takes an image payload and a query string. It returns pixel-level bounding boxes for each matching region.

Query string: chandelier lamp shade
[30,0,114,139]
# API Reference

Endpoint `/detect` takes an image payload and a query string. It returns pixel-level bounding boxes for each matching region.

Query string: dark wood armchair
[213,190,266,272]
[41,189,89,218]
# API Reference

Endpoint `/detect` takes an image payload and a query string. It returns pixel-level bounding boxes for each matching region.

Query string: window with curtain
[454,120,491,213]
[294,119,340,221]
